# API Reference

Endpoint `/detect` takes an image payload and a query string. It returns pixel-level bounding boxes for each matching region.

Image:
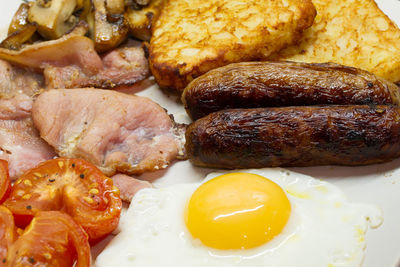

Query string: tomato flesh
[6,211,90,267]
[0,160,11,204]
[4,158,122,242]
[0,206,16,267]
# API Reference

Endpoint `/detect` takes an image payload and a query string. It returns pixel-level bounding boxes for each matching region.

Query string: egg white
[96,168,382,267]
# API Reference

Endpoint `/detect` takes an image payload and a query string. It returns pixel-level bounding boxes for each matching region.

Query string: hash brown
[149,0,316,93]
[270,0,400,83]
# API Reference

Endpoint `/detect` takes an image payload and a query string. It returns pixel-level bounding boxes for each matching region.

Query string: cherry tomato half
[4,158,122,242]
[0,160,11,204]
[6,211,90,267]
[0,206,15,267]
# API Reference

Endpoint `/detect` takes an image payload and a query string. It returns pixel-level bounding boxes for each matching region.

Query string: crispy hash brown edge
[271,0,400,83]
[149,0,316,93]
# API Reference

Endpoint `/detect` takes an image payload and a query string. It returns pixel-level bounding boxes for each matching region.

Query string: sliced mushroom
[2,3,40,50]
[125,0,164,41]
[91,0,129,53]
[8,3,31,35]
[76,0,85,9]
[106,0,125,15]
[125,0,151,7]
[0,24,38,50]
[28,0,79,39]
[78,0,92,22]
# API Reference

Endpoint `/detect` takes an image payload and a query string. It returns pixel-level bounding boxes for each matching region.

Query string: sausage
[182,61,400,120]
[185,105,400,168]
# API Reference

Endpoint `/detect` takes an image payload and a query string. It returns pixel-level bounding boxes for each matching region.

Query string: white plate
[2,1,400,266]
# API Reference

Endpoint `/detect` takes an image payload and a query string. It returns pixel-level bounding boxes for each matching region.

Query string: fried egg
[95,168,382,267]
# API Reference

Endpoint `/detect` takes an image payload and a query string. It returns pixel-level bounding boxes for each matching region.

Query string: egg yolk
[185,173,291,250]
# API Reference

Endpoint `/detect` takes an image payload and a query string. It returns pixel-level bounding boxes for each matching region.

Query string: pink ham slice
[0,94,32,120]
[44,41,149,89]
[32,89,184,176]
[0,95,56,180]
[111,174,152,202]
[0,59,44,98]
[0,60,56,180]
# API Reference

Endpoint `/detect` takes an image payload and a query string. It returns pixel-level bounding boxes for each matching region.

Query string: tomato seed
[89,188,99,195]
[22,194,31,200]
[83,196,94,204]
[90,183,99,188]
[112,186,119,193]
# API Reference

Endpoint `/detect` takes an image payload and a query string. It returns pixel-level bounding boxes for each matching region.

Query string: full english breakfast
[0,0,399,266]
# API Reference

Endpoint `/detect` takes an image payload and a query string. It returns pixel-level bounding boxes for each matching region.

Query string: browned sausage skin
[182,62,400,120]
[186,105,400,168]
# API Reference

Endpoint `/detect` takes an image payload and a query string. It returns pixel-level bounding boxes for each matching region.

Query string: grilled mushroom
[76,0,85,9]
[90,0,129,52]
[125,0,151,7]
[8,3,31,35]
[1,3,39,50]
[106,0,125,15]
[0,24,38,50]
[28,0,79,39]
[125,0,164,41]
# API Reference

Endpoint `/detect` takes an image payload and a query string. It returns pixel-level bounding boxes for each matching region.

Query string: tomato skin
[4,158,122,243]
[6,211,90,267]
[0,160,11,204]
[0,206,15,267]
